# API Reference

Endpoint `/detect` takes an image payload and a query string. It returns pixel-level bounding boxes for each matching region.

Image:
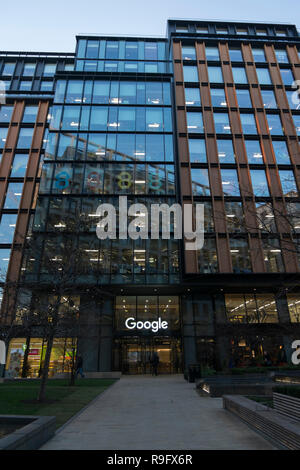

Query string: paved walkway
[41,375,275,450]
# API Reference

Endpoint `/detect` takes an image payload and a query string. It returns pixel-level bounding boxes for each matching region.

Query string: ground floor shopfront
[3,289,300,377]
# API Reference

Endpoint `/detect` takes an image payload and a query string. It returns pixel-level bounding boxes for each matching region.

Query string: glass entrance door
[113,337,182,374]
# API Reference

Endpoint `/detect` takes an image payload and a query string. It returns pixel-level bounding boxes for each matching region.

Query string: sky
[0,0,299,52]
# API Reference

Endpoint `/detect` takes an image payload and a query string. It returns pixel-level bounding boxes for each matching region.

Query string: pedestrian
[151,351,160,376]
[76,355,85,378]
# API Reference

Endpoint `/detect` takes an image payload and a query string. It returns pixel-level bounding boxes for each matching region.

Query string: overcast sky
[1,0,299,52]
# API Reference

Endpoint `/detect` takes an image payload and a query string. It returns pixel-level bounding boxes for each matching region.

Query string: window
[196,26,208,33]
[240,114,257,134]
[220,169,240,196]
[256,68,272,85]
[187,112,204,133]
[276,29,287,37]
[43,64,56,76]
[119,108,136,131]
[40,81,53,92]
[256,202,276,232]
[197,238,218,273]
[19,81,32,91]
[217,139,235,163]
[106,41,119,59]
[232,67,248,84]
[267,114,284,135]
[22,106,38,123]
[2,62,15,76]
[256,29,267,36]
[23,63,36,76]
[0,214,18,244]
[286,90,300,110]
[275,49,289,64]
[185,88,201,106]
[245,140,263,163]
[280,69,294,86]
[272,141,290,164]
[214,112,231,133]
[176,26,188,32]
[261,90,277,109]
[205,47,220,61]
[183,66,198,82]
[236,89,252,108]
[208,66,223,83]
[125,42,138,60]
[250,169,270,196]
[86,41,99,59]
[262,239,284,272]
[65,80,84,103]
[216,27,228,34]
[225,201,245,232]
[230,239,252,273]
[93,81,110,104]
[64,64,74,71]
[191,169,210,196]
[287,294,300,322]
[252,49,266,62]
[188,139,207,163]
[0,106,13,123]
[17,128,34,148]
[279,170,298,196]
[145,42,158,60]
[0,128,8,149]
[236,28,248,35]
[11,154,29,177]
[225,294,278,323]
[0,249,11,277]
[61,106,81,129]
[229,48,243,61]
[4,183,23,209]
[292,115,300,135]
[182,46,196,60]
[210,89,227,107]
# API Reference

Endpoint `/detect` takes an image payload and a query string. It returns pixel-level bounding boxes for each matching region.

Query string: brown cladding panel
[178,137,189,164]
[172,41,182,61]
[174,62,183,82]
[216,237,231,272]
[175,85,185,107]
[180,167,192,196]
[249,237,265,272]
[281,239,299,273]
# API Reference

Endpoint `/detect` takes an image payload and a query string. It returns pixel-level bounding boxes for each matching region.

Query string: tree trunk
[21,335,31,378]
[37,334,54,402]
[69,345,76,386]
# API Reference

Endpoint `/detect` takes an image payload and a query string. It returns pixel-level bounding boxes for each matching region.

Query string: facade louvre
[0,19,300,377]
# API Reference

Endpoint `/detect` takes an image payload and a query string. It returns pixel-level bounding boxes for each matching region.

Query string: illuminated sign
[125,317,168,333]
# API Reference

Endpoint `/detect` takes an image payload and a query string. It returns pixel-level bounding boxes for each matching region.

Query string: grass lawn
[0,379,117,429]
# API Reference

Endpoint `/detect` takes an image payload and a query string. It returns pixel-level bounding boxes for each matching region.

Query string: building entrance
[113,337,182,375]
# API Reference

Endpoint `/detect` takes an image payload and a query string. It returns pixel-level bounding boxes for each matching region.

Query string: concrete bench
[223,395,300,450]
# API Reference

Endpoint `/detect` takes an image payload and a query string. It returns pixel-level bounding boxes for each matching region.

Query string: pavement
[41,375,275,450]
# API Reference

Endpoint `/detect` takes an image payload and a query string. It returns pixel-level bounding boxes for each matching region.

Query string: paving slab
[41,375,275,450]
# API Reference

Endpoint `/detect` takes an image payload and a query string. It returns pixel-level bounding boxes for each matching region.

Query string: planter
[273,392,300,422]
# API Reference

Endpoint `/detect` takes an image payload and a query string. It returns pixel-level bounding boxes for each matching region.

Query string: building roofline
[167,18,298,28]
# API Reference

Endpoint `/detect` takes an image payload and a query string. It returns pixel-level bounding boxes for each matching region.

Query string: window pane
[272,141,290,164]
[230,239,252,273]
[23,63,36,76]
[188,139,207,163]
[250,169,269,196]
[286,90,300,110]
[261,90,277,109]
[205,47,220,61]
[232,67,248,84]
[214,113,231,133]
[240,114,257,134]
[229,48,243,61]
[187,112,204,133]
[22,106,38,123]
[43,64,57,76]
[245,140,263,163]
[17,128,34,148]
[182,46,196,60]
[2,63,15,75]
[0,128,8,149]
[236,89,252,107]
[11,154,28,177]
[280,69,294,86]
[197,238,218,273]
[275,50,289,64]
[0,249,11,277]
[4,183,23,208]
[279,170,298,196]
[210,89,227,107]
[220,169,240,196]
[252,49,266,62]
[267,115,284,135]
[0,214,18,243]
[256,68,272,85]
[185,88,201,106]
[292,115,300,135]
[217,139,235,163]
[225,201,245,232]
[183,66,198,82]
[208,66,223,83]
[0,106,13,123]
[191,169,210,195]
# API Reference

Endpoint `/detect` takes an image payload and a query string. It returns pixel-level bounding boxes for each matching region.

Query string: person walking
[76,355,85,378]
[151,351,160,376]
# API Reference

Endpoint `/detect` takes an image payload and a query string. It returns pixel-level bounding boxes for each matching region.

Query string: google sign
[125,317,168,333]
